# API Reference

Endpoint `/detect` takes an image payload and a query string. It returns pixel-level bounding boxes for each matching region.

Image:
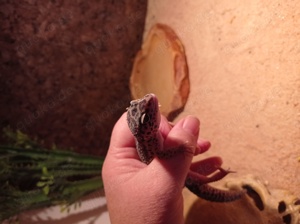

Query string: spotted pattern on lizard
[127,93,245,202]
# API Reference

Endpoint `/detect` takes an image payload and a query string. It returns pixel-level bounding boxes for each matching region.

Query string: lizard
[126,93,245,202]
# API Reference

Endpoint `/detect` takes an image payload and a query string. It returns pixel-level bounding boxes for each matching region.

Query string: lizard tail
[185,182,246,202]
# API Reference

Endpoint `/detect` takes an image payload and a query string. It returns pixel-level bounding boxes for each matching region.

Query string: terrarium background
[0,0,147,156]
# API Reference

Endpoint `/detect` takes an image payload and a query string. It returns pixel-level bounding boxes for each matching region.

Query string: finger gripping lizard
[126,93,245,202]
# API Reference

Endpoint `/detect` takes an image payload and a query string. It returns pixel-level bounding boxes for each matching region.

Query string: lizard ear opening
[140,113,150,124]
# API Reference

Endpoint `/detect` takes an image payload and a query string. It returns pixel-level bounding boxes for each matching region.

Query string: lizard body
[127,93,245,202]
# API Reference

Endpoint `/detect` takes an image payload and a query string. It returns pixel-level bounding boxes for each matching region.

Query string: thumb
[154,116,200,186]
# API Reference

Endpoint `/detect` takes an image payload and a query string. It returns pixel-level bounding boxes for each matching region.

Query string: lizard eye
[140,113,150,124]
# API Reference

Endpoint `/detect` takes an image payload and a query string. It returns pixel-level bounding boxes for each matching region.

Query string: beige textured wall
[145,0,299,197]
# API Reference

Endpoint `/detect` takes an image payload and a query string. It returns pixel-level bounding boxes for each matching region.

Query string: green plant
[0,128,104,222]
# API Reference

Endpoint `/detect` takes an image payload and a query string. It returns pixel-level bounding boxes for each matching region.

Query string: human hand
[102,113,216,224]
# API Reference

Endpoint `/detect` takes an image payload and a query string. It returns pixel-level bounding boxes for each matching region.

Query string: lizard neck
[135,132,163,164]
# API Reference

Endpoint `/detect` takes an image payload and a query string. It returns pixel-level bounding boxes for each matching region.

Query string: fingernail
[183,116,200,136]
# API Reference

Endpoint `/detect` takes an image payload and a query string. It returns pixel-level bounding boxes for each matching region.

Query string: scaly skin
[127,93,245,202]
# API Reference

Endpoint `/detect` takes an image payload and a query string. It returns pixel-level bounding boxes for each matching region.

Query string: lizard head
[126,93,161,139]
